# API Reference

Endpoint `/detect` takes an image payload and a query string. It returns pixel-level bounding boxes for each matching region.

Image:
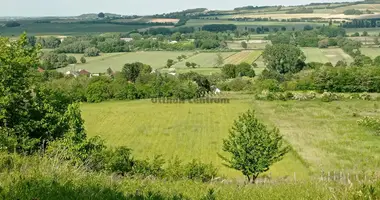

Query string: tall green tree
[0,34,86,153]
[262,44,306,74]
[219,110,289,183]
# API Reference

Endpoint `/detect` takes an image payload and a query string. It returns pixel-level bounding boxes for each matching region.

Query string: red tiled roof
[37,67,45,72]
[79,70,90,75]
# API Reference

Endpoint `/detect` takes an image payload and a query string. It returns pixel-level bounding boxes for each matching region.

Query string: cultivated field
[58,51,193,73]
[302,47,353,64]
[224,50,262,64]
[172,52,236,68]
[360,47,380,59]
[81,97,309,179]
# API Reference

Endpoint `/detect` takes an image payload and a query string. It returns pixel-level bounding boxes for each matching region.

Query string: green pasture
[57,51,193,73]
[81,97,309,179]
[185,19,326,31]
[360,47,380,59]
[302,47,353,64]
[81,95,380,179]
[172,52,236,68]
[255,100,380,173]
[227,40,269,50]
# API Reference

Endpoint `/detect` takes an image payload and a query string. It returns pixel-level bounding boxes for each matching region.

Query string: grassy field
[360,47,380,59]
[81,97,309,179]
[227,40,270,50]
[57,51,193,73]
[172,52,236,68]
[346,28,380,36]
[160,67,221,75]
[81,94,380,180]
[224,50,262,64]
[185,19,326,31]
[254,100,380,174]
[301,47,353,64]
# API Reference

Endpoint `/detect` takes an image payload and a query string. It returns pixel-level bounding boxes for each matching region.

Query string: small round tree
[67,56,77,64]
[219,110,290,183]
[80,56,86,64]
[167,59,174,68]
[241,41,248,49]
[98,12,105,18]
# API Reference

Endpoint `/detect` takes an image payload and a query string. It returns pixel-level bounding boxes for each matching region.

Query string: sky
[1,0,360,17]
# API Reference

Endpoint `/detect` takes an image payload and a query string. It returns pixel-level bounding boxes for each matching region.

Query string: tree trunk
[251,175,258,184]
[246,175,251,183]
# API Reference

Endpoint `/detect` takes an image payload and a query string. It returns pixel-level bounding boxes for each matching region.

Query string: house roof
[79,69,90,75]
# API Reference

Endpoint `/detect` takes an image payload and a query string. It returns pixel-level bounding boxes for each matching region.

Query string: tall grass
[0,153,379,199]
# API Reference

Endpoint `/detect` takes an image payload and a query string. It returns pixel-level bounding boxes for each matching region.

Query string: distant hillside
[78,13,123,19]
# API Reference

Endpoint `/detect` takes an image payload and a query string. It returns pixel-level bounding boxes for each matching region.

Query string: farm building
[120,38,133,42]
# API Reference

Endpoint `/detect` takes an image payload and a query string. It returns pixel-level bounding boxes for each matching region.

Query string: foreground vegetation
[3,153,380,200]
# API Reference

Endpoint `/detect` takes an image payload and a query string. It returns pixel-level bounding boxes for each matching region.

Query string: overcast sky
[1,0,360,17]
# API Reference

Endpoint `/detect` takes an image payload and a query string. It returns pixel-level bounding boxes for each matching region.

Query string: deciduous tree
[219,110,289,183]
[262,44,306,74]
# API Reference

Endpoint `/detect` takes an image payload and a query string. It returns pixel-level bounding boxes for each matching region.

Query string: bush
[105,147,135,175]
[293,92,317,101]
[318,39,329,48]
[184,159,218,182]
[358,116,380,136]
[320,92,340,102]
[252,79,282,93]
[80,56,86,63]
[67,56,77,64]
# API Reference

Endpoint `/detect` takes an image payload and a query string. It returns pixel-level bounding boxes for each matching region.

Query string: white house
[215,88,221,94]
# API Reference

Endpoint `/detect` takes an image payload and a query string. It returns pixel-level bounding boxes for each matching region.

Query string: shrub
[358,116,380,136]
[360,93,372,101]
[293,92,317,101]
[320,92,340,102]
[104,147,134,175]
[184,159,218,182]
[67,56,77,64]
[80,56,86,63]
[132,155,165,178]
